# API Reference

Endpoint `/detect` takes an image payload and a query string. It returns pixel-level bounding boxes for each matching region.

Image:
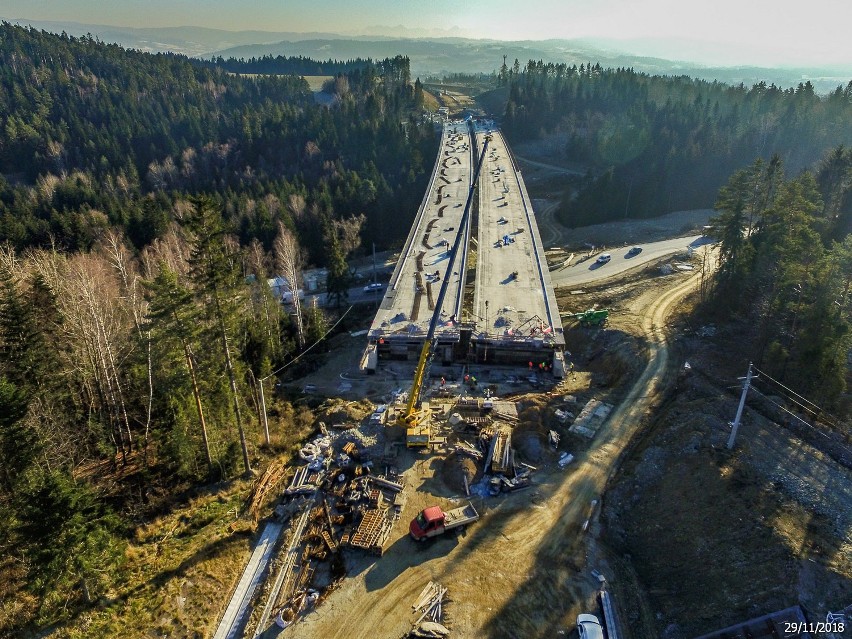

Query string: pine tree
[145,263,213,473]
[0,376,33,493]
[414,77,425,109]
[324,221,352,309]
[184,198,253,476]
[0,267,48,389]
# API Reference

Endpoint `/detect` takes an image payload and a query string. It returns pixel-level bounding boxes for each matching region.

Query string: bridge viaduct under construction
[362,119,565,375]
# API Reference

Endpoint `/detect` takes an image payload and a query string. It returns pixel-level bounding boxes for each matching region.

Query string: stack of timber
[452,441,483,460]
[349,508,394,555]
[489,430,511,474]
[412,581,448,626]
[284,465,322,496]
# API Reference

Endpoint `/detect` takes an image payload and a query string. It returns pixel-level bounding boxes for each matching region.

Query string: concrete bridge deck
[471,126,564,362]
[366,120,564,369]
[368,120,474,354]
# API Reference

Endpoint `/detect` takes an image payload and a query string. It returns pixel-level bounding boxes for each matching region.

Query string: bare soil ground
[602,311,852,637]
[275,266,704,638]
[275,255,850,639]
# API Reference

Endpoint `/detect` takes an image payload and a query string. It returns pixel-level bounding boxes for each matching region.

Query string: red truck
[409,503,479,541]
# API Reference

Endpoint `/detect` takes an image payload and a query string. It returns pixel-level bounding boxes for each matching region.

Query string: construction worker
[569,362,576,379]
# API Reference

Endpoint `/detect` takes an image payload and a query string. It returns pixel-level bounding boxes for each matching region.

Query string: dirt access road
[279,271,703,639]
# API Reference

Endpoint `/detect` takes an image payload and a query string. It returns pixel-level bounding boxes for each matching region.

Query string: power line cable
[751,365,838,422]
[260,305,353,382]
[748,384,852,458]
[751,367,844,430]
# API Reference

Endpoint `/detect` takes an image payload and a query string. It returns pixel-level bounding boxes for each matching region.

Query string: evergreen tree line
[206,53,374,76]
[500,60,852,229]
[709,148,852,408]
[0,24,436,261]
[0,200,337,628]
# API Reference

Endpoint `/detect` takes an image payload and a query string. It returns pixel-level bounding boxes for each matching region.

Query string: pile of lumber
[412,581,447,625]
[349,508,393,555]
[284,465,321,496]
[246,459,288,521]
[370,475,404,492]
[453,441,483,460]
[489,430,511,474]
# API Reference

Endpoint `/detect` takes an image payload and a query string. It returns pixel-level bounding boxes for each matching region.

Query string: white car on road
[363,282,384,292]
[596,253,612,264]
[577,613,604,639]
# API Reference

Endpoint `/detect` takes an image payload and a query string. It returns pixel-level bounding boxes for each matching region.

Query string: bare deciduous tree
[334,213,366,257]
[274,221,306,349]
[103,230,154,466]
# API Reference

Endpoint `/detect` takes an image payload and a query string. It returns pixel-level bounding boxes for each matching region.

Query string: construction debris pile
[444,398,536,497]
[408,582,451,638]
[268,429,405,630]
[569,398,613,439]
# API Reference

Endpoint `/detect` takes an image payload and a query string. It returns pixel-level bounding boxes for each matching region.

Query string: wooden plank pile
[412,581,447,625]
[453,441,483,460]
[349,508,393,555]
[246,459,288,522]
[490,430,511,474]
[284,465,321,496]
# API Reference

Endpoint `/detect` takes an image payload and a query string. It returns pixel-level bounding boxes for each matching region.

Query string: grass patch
[302,75,333,92]
[422,90,440,112]
[55,480,253,639]
[24,398,318,638]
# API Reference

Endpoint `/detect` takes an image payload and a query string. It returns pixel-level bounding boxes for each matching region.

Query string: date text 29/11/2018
[784,621,845,635]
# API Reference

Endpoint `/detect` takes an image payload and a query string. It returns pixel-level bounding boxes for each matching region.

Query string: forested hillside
[501,61,852,228]
[207,54,374,76]
[0,24,436,256]
[0,24,436,633]
[709,150,852,406]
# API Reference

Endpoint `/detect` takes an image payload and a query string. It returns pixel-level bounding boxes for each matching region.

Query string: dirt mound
[440,454,480,493]
[314,399,373,426]
[517,404,544,430]
[513,430,546,463]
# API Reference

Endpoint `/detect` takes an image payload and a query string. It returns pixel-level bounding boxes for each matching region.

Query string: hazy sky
[5,0,852,67]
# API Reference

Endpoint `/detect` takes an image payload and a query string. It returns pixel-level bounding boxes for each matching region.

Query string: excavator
[565,308,611,327]
[400,127,491,447]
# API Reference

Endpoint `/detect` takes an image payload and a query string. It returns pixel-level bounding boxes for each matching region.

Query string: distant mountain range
[4,18,850,93]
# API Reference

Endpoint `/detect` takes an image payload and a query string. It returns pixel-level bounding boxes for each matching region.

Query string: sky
[4,0,852,68]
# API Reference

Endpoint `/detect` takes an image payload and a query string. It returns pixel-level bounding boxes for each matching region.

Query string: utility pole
[727,362,756,449]
[258,377,270,446]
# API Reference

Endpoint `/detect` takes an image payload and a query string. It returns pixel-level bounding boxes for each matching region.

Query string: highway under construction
[362,119,565,375]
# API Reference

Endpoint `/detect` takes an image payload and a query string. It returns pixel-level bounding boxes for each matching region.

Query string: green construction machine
[565,308,610,327]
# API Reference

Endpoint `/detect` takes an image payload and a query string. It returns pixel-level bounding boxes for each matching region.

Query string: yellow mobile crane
[400,127,491,447]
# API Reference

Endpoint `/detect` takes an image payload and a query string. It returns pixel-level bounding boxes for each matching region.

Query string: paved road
[550,235,713,288]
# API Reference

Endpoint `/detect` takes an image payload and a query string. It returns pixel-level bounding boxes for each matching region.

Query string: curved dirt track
[282,272,702,639]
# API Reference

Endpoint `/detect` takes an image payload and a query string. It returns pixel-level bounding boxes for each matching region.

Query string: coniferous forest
[0,23,435,631]
[501,60,852,230]
[501,61,852,407]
